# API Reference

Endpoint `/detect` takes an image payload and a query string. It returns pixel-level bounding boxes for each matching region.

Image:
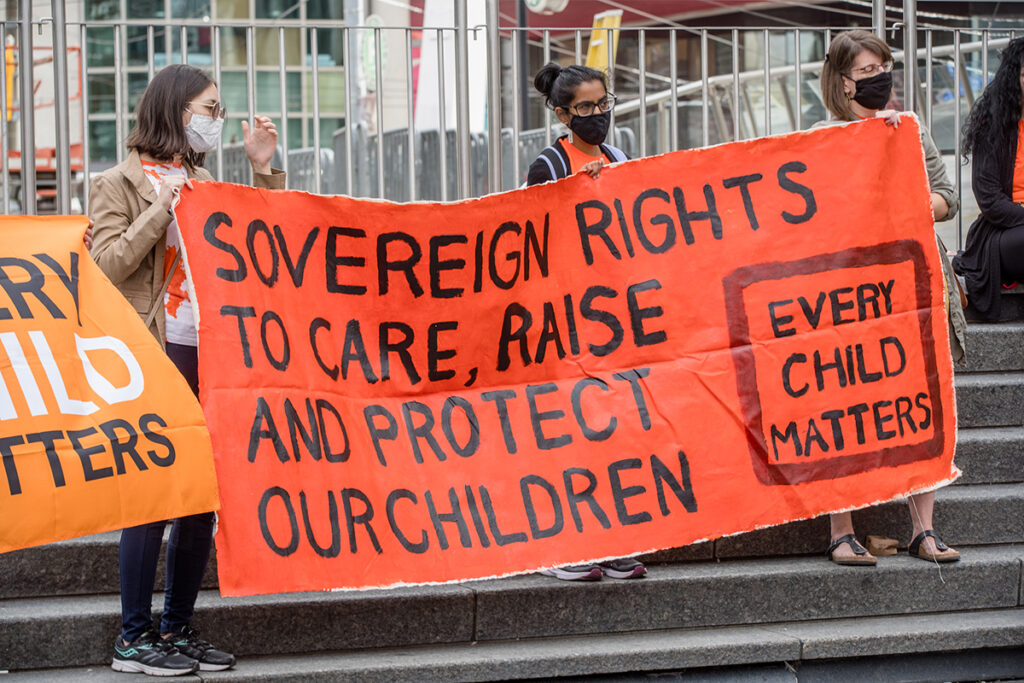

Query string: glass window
[314,117,343,144]
[256,71,302,115]
[255,28,302,67]
[255,0,302,19]
[85,0,120,21]
[128,72,151,110]
[126,26,161,68]
[88,120,117,163]
[219,71,249,114]
[307,0,344,20]
[218,27,248,67]
[87,74,115,114]
[127,0,165,19]
[310,71,345,112]
[304,117,343,147]
[308,27,344,67]
[216,0,250,19]
[172,0,212,19]
[285,116,302,150]
[86,27,115,68]
[171,27,213,65]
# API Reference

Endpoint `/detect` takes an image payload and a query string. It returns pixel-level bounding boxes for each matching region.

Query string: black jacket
[953,122,1024,319]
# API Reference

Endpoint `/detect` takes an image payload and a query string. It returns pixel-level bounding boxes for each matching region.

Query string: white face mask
[184,112,223,153]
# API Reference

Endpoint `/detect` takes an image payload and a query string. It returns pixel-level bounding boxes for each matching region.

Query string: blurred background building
[2,0,1023,230]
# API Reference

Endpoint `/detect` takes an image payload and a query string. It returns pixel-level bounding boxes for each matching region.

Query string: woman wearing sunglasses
[814,30,963,567]
[89,64,285,677]
[526,63,644,581]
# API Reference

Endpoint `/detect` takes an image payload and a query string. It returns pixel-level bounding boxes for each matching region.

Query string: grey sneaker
[111,630,198,676]
[540,564,603,580]
[165,625,236,671]
[598,558,647,579]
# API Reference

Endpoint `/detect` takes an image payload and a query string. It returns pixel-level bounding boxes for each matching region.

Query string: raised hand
[242,116,278,175]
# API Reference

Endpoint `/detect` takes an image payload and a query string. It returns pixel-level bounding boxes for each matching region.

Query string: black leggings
[999,225,1024,284]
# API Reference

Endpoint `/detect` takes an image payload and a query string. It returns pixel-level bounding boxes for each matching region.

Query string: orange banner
[0,216,219,553]
[175,117,957,596]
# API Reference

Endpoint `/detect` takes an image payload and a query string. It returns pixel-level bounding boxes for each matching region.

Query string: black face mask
[568,111,611,145]
[851,71,893,110]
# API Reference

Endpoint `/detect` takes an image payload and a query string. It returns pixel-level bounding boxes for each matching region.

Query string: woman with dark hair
[90,64,284,676]
[526,62,644,581]
[815,30,963,567]
[526,62,628,186]
[953,37,1024,321]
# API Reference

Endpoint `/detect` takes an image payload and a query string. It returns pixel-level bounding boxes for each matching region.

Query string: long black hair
[533,62,607,111]
[962,37,1024,160]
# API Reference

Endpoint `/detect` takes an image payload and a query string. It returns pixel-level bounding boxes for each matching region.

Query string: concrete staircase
[3,302,1024,680]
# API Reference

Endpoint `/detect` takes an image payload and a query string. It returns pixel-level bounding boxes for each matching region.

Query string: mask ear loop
[169,184,183,213]
[559,106,573,143]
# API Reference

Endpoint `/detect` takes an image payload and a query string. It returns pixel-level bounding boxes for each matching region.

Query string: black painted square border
[721,240,944,486]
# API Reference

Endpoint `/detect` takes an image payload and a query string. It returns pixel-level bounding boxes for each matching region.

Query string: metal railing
[2,1,1018,248]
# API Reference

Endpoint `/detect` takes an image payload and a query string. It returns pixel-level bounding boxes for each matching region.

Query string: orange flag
[175,116,957,596]
[0,216,219,553]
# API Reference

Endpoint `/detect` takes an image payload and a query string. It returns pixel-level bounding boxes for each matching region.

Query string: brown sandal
[828,534,877,566]
[908,530,960,563]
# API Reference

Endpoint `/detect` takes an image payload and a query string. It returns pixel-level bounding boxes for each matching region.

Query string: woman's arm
[921,129,957,222]
[89,174,173,285]
[972,135,1024,229]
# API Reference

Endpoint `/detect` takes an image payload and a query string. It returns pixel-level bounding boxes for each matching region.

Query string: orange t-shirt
[558,137,606,174]
[1013,119,1024,203]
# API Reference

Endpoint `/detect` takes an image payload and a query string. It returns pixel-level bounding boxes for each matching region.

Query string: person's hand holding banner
[173,116,958,596]
[0,216,219,553]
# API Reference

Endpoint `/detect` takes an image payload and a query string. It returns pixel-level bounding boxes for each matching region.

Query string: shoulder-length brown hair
[126,64,215,168]
[820,30,894,121]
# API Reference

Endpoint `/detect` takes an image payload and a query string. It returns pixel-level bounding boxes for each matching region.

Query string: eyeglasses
[565,94,618,117]
[187,101,227,120]
[845,61,894,78]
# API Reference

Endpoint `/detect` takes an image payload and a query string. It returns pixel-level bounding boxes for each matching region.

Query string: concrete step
[956,425,1024,485]
[954,371,1024,427]
[0,531,218,600]
[6,609,1024,681]
[712,482,1024,559]
[966,287,1024,323]
[961,322,1024,373]
[4,480,1018,600]
[2,544,1022,671]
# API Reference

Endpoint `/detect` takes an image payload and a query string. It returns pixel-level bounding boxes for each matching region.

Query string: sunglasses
[187,100,227,120]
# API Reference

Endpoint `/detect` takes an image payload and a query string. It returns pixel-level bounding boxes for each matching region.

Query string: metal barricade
[3,1,1018,251]
[286,147,335,195]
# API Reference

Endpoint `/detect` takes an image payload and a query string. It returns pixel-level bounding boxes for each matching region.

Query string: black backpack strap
[538,143,570,180]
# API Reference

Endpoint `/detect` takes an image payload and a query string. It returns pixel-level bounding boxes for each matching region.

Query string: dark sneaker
[598,558,647,579]
[166,625,236,671]
[540,564,602,581]
[111,630,197,676]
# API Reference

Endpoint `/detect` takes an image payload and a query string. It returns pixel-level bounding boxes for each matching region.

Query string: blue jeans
[119,342,213,642]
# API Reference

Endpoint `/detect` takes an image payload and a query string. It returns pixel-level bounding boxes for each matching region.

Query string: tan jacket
[90,149,285,346]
